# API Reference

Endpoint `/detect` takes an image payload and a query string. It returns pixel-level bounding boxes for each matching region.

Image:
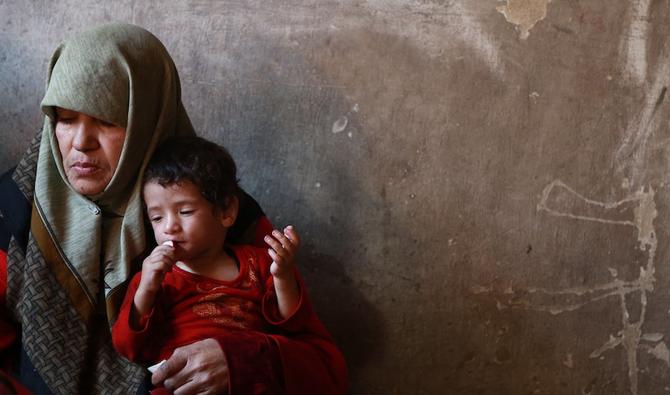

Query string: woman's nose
[71,120,99,151]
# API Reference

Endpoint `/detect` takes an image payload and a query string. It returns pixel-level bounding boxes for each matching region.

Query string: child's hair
[144,136,240,209]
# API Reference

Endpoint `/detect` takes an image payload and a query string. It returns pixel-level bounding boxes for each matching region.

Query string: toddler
[112,136,308,393]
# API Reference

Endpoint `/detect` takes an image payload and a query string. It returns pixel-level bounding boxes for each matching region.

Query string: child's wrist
[272,269,295,282]
[273,272,298,290]
[133,289,155,314]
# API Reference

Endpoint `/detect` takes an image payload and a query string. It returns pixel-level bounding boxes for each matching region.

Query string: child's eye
[150,216,162,223]
[180,210,195,215]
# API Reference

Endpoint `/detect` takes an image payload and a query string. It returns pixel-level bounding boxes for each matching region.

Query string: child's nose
[164,216,180,233]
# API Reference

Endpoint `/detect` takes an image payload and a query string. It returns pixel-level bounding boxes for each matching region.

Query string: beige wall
[3,1,670,394]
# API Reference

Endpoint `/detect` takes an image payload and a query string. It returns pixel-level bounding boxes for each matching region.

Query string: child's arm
[265,226,301,318]
[131,242,175,328]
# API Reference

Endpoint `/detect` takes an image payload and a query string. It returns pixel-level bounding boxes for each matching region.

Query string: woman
[0,23,346,395]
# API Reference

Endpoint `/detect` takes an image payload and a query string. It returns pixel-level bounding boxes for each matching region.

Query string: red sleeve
[0,249,32,395]
[216,332,285,394]
[262,269,313,333]
[0,249,16,350]
[223,249,347,395]
[269,295,348,395]
[111,272,162,364]
[219,291,347,395]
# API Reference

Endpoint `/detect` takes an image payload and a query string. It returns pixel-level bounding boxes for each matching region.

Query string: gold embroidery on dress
[192,292,263,329]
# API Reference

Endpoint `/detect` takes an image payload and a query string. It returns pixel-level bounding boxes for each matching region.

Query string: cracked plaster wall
[3,1,670,394]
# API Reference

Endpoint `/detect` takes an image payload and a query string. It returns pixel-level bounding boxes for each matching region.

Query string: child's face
[143,180,236,262]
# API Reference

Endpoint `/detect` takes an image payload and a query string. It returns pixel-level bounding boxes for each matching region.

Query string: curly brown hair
[143,136,240,210]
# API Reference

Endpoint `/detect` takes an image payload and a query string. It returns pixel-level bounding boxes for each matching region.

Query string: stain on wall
[497,0,552,40]
[4,1,670,394]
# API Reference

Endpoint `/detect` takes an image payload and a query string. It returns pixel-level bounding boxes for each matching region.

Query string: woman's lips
[70,161,101,175]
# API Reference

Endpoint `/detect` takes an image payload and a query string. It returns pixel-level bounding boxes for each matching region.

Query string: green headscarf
[34,23,194,322]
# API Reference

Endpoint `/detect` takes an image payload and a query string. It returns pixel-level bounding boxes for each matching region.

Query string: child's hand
[134,243,175,316]
[265,226,300,279]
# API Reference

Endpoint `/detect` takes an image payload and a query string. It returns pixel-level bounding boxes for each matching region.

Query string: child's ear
[219,195,239,227]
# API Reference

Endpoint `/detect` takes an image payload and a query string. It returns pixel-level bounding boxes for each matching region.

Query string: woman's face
[54,108,126,196]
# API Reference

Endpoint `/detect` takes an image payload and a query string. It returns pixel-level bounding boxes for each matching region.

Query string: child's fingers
[146,253,174,268]
[271,230,296,254]
[149,245,175,261]
[265,234,290,258]
[267,248,284,266]
[264,234,282,251]
[144,247,175,272]
[284,226,300,248]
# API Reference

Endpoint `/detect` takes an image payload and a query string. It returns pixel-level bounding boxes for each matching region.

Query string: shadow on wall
[246,124,387,389]
[186,39,388,388]
[293,185,387,386]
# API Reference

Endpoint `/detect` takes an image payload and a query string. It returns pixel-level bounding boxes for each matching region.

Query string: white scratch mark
[641,333,663,342]
[608,267,618,278]
[614,30,670,187]
[614,78,670,185]
[471,285,493,294]
[332,116,348,133]
[647,341,670,366]
[590,334,623,358]
[538,180,656,395]
[480,180,657,395]
[621,0,652,85]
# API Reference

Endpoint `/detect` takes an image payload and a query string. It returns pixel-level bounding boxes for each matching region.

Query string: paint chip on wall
[497,0,552,40]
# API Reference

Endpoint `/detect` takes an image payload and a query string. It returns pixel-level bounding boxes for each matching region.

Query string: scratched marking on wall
[621,0,652,85]
[475,179,659,395]
[615,1,670,187]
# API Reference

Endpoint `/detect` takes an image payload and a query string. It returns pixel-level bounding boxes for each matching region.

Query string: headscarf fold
[34,23,195,322]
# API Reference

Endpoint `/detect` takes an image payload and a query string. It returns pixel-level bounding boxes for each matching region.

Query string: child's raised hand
[265,226,300,279]
[134,242,176,316]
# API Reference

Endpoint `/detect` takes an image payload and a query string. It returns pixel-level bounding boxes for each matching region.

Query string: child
[111,136,308,393]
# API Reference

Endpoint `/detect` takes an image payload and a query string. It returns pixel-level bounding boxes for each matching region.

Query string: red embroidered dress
[112,244,307,364]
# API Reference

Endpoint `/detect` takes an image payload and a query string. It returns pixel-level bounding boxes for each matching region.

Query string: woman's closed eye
[57,118,75,125]
[98,119,117,128]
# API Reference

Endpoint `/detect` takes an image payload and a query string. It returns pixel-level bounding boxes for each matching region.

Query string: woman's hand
[151,338,229,395]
